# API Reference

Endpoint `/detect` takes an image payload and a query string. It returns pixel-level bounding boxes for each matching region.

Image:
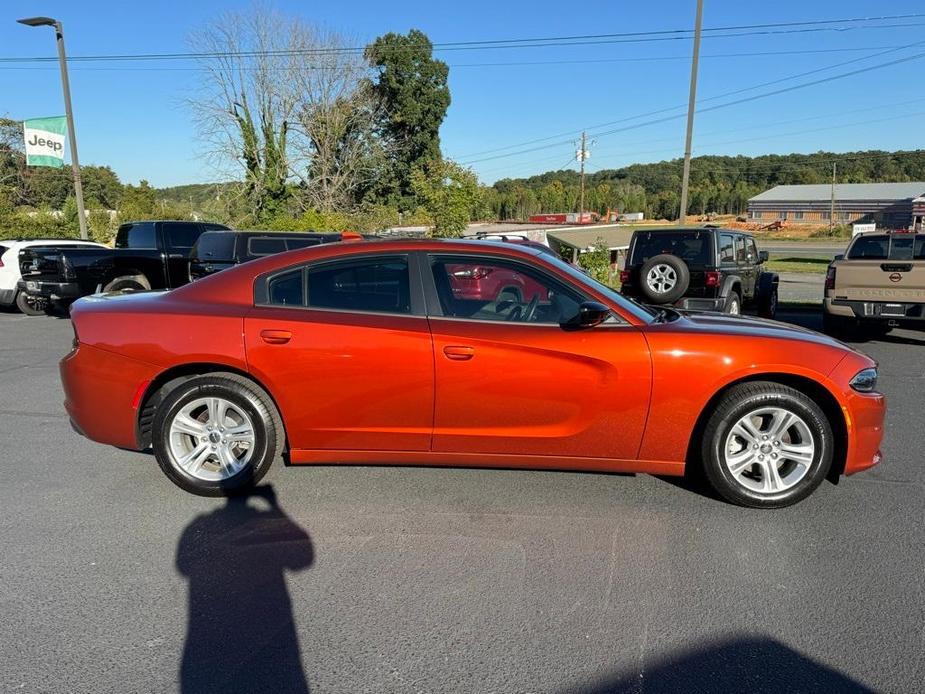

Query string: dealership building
[747,182,925,230]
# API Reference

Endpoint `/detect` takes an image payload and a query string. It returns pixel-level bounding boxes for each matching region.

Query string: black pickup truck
[18,220,229,309]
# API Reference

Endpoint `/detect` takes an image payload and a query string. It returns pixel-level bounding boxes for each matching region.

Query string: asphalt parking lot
[1,309,923,693]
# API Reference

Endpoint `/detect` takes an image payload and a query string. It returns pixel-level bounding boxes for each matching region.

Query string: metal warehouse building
[747,182,925,230]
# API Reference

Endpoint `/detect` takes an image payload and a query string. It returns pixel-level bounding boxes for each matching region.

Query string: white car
[0,239,106,315]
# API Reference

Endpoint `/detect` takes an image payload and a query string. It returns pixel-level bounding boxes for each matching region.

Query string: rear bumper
[18,279,82,301]
[825,297,925,322]
[0,288,15,306]
[676,296,724,311]
[60,343,158,450]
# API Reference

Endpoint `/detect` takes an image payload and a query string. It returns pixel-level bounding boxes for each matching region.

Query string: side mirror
[563,301,611,329]
[758,250,769,263]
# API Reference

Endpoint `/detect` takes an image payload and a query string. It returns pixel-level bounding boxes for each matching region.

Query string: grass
[764,256,831,274]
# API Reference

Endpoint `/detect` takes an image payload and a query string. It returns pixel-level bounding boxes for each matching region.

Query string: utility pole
[578,131,587,222]
[678,0,704,226]
[830,162,836,232]
[18,17,88,240]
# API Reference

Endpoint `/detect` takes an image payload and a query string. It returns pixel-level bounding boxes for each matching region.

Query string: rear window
[847,234,925,260]
[0,244,8,258]
[631,231,712,266]
[115,222,156,249]
[248,237,288,257]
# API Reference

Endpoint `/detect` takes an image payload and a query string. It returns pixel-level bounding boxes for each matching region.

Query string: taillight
[704,271,721,287]
[452,267,493,280]
[825,266,836,291]
[619,270,630,284]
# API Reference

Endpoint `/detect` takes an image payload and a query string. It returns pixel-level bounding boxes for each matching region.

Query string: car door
[424,252,652,461]
[244,252,435,452]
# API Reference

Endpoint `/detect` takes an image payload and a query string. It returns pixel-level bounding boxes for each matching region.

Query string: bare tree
[187,5,380,221]
[285,27,383,213]
[188,5,297,220]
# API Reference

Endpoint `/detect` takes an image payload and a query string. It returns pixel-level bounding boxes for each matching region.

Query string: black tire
[103,274,151,293]
[722,290,741,315]
[152,373,284,496]
[638,254,690,304]
[757,286,778,319]
[15,291,47,316]
[700,381,833,508]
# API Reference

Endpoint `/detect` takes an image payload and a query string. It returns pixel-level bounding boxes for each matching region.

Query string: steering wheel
[521,294,539,323]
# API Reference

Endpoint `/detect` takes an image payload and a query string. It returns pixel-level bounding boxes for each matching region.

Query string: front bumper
[18,279,81,302]
[829,357,886,476]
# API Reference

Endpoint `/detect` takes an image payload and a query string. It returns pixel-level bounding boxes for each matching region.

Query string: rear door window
[267,269,304,306]
[192,233,235,260]
[734,236,747,264]
[718,234,735,264]
[307,256,410,314]
[115,222,156,249]
[163,223,204,251]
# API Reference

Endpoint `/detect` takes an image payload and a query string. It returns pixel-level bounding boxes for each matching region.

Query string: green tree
[365,29,450,208]
[410,159,479,237]
[577,237,612,285]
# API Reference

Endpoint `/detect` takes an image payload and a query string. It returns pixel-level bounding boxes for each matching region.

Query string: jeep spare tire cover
[638,254,690,304]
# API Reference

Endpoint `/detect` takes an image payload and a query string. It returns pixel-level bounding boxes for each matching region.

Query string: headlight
[849,367,878,393]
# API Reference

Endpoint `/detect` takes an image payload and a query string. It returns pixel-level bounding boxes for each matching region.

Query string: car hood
[665,309,851,350]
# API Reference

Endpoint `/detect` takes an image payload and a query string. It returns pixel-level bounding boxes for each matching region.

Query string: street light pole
[678,0,704,226]
[18,17,89,240]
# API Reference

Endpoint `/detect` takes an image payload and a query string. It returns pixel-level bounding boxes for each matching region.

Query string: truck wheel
[15,291,47,316]
[701,381,833,508]
[757,287,778,319]
[723,291,741,315]
[103,274,151,293]
[639,254,690,304]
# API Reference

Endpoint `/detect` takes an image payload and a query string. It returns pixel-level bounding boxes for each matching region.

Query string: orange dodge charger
[61,239,885,508]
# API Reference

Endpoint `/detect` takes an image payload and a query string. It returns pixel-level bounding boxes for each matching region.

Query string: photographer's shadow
[176,485,313,694]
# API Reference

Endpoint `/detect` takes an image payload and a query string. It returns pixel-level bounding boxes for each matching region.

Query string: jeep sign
[23,116,67,168]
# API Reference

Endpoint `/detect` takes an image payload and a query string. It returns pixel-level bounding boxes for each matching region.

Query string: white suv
[0,239,105,314]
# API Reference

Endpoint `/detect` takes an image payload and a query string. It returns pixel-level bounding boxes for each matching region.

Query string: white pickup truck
[823,230,924,337]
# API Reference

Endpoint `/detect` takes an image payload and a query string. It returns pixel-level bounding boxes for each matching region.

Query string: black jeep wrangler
[619,227,779,317]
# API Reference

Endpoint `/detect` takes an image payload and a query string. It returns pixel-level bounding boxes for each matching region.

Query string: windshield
[847,234,925,260]
[630,230,713,265]
[542,253,657,322]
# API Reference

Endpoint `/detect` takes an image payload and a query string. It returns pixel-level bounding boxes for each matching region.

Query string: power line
[2,14,924,63]
[459,44,925,166]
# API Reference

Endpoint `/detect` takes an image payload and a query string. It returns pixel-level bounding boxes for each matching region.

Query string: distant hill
[486,149,925,220]
[154,182,239,207]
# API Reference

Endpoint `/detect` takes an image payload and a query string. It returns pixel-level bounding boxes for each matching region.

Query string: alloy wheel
[722,406,815,495]
[167,397,256,481]
[645,264,677,294]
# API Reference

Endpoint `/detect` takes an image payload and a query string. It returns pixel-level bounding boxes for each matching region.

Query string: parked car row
[9,222,363,314]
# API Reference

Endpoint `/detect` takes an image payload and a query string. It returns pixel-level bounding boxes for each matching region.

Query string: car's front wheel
[700,381,833,508]
[152,373,283,496]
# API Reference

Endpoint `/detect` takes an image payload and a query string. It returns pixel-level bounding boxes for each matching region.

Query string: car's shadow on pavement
[176,484,314,694]
[572,635,873,693]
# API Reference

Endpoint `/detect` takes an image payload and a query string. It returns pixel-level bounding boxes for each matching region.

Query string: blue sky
[2,0,924,188]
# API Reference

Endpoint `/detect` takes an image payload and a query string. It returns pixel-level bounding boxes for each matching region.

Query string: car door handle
[260,329,292,345]
[443,345,474,361]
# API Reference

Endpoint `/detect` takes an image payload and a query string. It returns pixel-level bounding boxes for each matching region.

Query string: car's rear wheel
[15,290,47,316]
[700,382,833,508]
[152,374,283,496]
